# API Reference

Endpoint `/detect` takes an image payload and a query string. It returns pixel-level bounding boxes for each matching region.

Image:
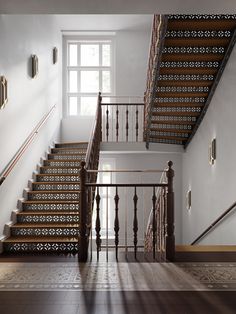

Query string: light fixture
[186,189,191,210]
[31,55,39,78]
[0,76,8,109]
[209,138,216,165]
[53,47,58,64]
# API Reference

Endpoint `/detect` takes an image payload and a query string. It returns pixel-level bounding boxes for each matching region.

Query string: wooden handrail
[0,105,56,187]
[191,201,236,245]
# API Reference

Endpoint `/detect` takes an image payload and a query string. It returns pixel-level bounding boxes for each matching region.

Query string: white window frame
[63,34,115,117]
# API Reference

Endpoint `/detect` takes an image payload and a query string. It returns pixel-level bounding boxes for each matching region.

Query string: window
[65,37,114,116]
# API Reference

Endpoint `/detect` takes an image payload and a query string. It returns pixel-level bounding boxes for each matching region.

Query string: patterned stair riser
[32,183,80,191]
[48,154,85,160]
[43,160,82,167]
[3,242,78,254]
[36,175,80,183]
[40,168,80,174]
[17,215,79,224]
[51,149,87,154]
[27,192,80,201]
[22,203,80,211]
[11,227,79,237]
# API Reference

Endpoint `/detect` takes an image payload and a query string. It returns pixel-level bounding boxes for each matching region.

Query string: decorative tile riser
[48,155,85,160]
[36,175,80,182]
[11,228,79,237]
[27,193,80,201]
[22,203,80,211]
[17,215,79,224]
[167,14,236,20]
[51,149,87,154]
[33,184,80,191]
[3,243,78,254]
[153,107,202,113]
[40,168,80,174]
[44,161,82,167]
[55,143,88,148]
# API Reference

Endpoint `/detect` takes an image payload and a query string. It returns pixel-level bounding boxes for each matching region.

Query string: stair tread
[36,174,79,176]
[32,182,80,184]
[176,245,236,252]
[40,166,81,169]
[55,142,88,145]
[4,237,78,243]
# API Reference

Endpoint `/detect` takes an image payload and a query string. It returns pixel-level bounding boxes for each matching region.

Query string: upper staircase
[145,14,236,147]
[3,142,87,254]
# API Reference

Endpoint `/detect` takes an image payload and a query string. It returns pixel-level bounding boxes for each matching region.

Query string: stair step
[35,174,80,182]
[167,19,236,31]
[32,182,80,191]
[40,167,80,174]
[26,191,80,201]
[159,67,218,75]
[176,245,236,252]
[10,223,79,237]
[43,160,82,167]
[55,142,88,148]
[161,53,224,62]
[51,148,87,154]
[17,211,79,223]
[22,201,80,211]
[48,154,85,160]
[3,237,78,254]
[152,111,200,117]
[164,37,230,47]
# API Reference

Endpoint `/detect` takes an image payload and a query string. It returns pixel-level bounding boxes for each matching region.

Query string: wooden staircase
[145,14,236,147]
[2,142,87,254]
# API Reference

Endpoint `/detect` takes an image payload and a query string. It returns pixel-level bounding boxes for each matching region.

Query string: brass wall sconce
[31,55,39,78]
[209,138,216,165]
[186,189,191,210]
[0,76,8,109]
[53,47,58,64]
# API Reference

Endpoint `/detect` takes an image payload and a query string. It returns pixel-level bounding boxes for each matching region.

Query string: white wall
[61,28,151,142]
[0,15,62,238]
[182,45,236,245]
[99,149,183,245]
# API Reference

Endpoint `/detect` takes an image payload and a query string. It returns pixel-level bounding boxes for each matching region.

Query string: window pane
[102,44,110,66]
[69,44,77,66]
[69,97,77,115]
[69,71,78,92]
[80,96,97,115]
[81,71,99,93]
[102,71,111,93]
[81,44,99,66]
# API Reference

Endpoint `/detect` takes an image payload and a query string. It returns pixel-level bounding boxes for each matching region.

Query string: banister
[0,104,56,187]
[191,201,236,245]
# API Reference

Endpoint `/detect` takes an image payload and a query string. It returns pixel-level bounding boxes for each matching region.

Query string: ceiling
[0,0,236,14]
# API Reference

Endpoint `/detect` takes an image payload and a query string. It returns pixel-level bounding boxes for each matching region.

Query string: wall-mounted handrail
[87,169,166,173]
[191,201,236,245]
[0,104,56,187]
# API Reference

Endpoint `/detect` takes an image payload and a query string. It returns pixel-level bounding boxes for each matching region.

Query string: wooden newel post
[78,161,88,262]
[165,160,175,261]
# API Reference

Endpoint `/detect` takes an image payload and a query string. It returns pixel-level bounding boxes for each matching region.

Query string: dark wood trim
[0,105,56,187]
[85,183,168,188]
[191,201,236,245]
[184,29,236,148]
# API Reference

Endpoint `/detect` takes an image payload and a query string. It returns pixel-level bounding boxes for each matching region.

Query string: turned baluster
[114,187,120,261]
[95,188,101,260]
[133,187,138,259]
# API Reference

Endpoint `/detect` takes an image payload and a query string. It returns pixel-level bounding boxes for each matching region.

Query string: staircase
[3,142,87,254]
[145,14,236,147]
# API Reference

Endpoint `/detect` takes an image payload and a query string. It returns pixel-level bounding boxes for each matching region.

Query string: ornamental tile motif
[167,14,236,20]
[162,46,225,54]
[165,30,231,38]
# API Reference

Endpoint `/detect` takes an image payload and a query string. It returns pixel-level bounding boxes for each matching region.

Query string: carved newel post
[165,161,175,262]
[78,161,88,262]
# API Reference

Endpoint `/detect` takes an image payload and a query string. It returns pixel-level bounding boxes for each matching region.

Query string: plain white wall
[99,150,183,245]
[182,44,236,245]
[0,15,62,238]
[61,28,151,142]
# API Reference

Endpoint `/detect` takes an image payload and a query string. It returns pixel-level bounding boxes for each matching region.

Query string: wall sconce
[209,138,216,165]
[0,76,8,109]
[53,47,58,64]
[186,190,191,210]
[31,55,39,78]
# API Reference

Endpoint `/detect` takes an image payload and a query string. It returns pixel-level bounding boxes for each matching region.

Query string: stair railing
[79,160,175,262]
[101,96,144,142]
[191,201,236,245]
[144,14,168,148]
[0,104,56,187]
[79,92,102,262]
